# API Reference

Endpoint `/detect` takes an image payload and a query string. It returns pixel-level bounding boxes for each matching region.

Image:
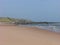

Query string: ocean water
[18,23,60,33]
[37,23,60,33]
[36,26,60,33]
[24,23,60,33]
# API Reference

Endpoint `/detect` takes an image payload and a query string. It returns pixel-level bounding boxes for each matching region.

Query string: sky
[0,0,60,22]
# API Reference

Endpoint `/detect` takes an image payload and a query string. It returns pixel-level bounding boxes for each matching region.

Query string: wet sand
[0,25,60,45]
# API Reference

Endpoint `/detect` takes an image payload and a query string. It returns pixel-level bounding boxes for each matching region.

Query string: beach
[0,25,60,45]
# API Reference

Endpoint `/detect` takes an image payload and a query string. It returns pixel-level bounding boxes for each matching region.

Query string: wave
[18,23,60,33]
[36,25,60,33]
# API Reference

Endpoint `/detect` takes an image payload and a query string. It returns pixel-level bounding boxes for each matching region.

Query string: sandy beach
[0,25,60,45]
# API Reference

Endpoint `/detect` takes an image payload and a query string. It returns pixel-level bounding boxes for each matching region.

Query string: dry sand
[0,25,60,45]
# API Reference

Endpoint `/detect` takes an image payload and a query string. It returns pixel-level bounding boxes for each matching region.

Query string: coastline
[18,25,60,33]
[0,25,60,45]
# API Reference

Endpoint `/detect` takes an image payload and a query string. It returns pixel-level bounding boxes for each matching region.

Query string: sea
[20,22,60,33]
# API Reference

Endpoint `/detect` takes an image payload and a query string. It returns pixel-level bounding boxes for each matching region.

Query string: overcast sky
[0,0,60,22]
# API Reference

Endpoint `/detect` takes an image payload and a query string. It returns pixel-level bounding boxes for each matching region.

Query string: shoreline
[18,25,60,34]
[0,25,60,33]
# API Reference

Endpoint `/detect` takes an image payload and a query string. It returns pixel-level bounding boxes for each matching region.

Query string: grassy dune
[0,17,32,24]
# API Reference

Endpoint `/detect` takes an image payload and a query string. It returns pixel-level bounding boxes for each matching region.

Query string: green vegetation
[0,17,12,22]
[0,17,33,24]
[0,17,50,25]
